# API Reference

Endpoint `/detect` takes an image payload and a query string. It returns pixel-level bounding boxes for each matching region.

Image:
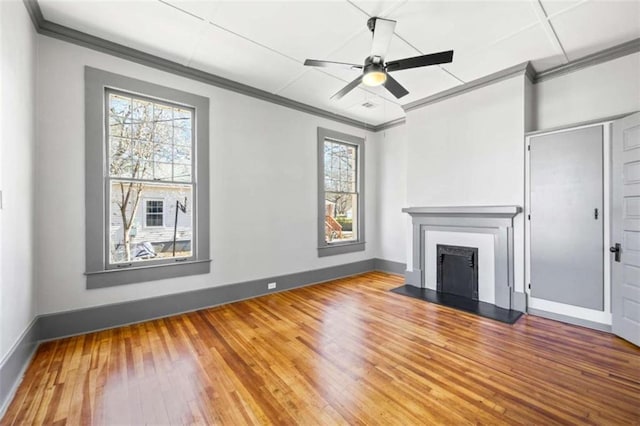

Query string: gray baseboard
[528,308,612,332]
[0,320,39,418]
[1,258,379,417]
[38,259,375,341]
[373,258,406,275]
[512,291,527,313]
[404,269,422,287]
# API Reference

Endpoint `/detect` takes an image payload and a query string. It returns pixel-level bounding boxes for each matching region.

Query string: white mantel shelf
[402,205,522,218]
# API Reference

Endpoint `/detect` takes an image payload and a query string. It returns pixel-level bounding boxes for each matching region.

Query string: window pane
[324,192,357,243]
[110,181,193,264]
[173,144,191,164]
[109,115,131,138]
[154,162,172,181]
[153,143,173,163]
[173,108,192,146]
[132,122,153,141]
[109,137,132,177]
[109,93,131,117]
[132,99,153,122]
[324,140,357,194]
[173,164,192,182]
[107,92,193,183]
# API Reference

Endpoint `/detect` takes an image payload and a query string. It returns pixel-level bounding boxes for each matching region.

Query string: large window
[107,90,194,265]
[317,127,365,257]
[85,67,210,288]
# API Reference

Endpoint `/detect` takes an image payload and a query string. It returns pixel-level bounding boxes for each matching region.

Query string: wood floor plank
[2,272,639,425]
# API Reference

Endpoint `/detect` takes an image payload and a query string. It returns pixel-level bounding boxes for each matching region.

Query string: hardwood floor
[2,272,639,425]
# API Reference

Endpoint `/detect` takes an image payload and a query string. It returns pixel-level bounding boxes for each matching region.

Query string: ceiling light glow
[362,71,387,87]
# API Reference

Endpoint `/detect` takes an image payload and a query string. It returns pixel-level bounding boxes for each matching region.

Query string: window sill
[317,241,365,257]
[86,259,211,289]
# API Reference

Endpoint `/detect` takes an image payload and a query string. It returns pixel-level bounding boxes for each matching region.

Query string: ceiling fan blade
[331,76,363,100]
[386,50,454,72]
[370,18,396,59]
[383,73,409,99]
[304,59,363,70]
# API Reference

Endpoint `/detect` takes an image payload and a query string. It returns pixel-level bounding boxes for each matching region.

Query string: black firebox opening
[437,244,479,300]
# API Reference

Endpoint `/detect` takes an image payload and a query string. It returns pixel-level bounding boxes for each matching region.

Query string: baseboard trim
[38,259,375,341]
[0,319,39,418]
[512,291,527,313]
[373,258,406,275]
[2,259,384,417]
[528,308,612,333]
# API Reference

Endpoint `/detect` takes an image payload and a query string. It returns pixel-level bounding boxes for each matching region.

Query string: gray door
[530,126,604,309]
[612,113,640,347]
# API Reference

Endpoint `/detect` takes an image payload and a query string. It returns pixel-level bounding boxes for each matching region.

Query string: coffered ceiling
[38,0,640,126]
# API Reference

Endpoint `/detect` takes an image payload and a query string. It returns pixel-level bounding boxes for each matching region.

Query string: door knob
[610,243,621,262]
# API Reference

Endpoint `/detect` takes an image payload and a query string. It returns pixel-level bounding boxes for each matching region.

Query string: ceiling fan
[304,17,454,100]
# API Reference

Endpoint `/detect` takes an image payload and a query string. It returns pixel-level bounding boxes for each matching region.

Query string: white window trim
[317,127,365,257]
[85,67,210,289]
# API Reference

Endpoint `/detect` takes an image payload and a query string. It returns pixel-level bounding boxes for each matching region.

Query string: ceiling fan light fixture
[362,65,387,87]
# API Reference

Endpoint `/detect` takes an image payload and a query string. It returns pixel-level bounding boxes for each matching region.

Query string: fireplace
[437,244,478,300]
[401,205,524,311]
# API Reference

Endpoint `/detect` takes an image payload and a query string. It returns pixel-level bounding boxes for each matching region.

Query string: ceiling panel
[189,24,304,94]
[37,0,638,126]
[278,69,404,125]
[350,0,407,18]
[388,1,540,57]
[206,1,366,63]
[161,1,222,21]
[539,0,585,17]
[39,0,203,65]
[345,94,405,125]
[444,23,566,81]
[551,0,640,61]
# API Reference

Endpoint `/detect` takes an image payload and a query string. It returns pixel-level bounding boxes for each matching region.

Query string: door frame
[524,121,612,328]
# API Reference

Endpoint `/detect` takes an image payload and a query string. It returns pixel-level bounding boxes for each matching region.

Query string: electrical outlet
[267,282,276,290]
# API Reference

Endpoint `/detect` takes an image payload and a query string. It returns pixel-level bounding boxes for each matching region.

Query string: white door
[612,112,640,347]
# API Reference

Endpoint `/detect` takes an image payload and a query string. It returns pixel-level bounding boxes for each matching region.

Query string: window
[317,127,365,257]
[85,67,210,288]
[145,200,164,227]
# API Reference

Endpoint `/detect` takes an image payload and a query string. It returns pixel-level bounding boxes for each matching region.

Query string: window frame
[317,127,365,257]
[85,67,210,289]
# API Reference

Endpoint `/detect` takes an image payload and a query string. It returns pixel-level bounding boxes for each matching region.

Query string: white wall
[535,52,640,130]
[374,124,407,265]
[36,36,378,315]
[0,1,37,360]
[399,76,526,293]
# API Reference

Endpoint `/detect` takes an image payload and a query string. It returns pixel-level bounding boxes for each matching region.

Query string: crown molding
[22,0,394,133]
[403,62,531,113]
[22,0,640,131]
[371,117,406,132]
[534,38,640,83]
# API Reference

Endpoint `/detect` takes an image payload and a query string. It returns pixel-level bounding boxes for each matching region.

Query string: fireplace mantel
[402,205,524,311]
[402,205,521,218]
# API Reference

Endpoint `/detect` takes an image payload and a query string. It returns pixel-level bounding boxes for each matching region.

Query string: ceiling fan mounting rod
[367,17,378,33]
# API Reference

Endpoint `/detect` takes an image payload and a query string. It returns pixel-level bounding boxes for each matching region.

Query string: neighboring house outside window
[85,67,210,289]
[317,127,365,257]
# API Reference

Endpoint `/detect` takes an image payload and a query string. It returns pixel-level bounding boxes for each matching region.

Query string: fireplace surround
[402,206,523,311]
